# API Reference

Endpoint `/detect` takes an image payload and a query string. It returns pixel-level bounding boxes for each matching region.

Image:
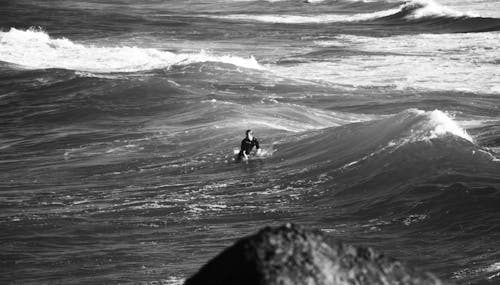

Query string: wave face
[272,109,477,169]
[1,0,500,285]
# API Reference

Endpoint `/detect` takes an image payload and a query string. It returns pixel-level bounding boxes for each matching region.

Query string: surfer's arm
[240,140,248,159]
[255,138,261,155]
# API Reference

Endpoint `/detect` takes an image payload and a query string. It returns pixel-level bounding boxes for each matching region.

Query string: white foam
[403,0,477,19]
[317,32,500,56]
[487,262,500,279]
[402,109,473,143]
[276,32,500,94]
[161,277,185,285]
[0,28,262,73]
[208,8,401,24]
[487,262,500,273]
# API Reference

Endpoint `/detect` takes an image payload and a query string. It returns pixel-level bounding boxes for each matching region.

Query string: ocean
[1,0,500,284]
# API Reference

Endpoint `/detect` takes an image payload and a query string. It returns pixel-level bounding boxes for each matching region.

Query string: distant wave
[377,0,500,32]
[208,8,401,23]
[209,0,500,27]
[0,28,263,73]
[394,0,477,19]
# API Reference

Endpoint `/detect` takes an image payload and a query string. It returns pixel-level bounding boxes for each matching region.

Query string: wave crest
[391,109,473,145]
[0,28,263,73]
[396,0,477,20]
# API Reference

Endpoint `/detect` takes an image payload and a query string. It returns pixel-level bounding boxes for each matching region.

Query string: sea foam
[0,28,262,73]
[415,109,473,143]
[275,31,500,94]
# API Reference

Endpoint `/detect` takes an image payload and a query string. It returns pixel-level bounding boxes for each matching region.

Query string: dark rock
[185,223,449,285]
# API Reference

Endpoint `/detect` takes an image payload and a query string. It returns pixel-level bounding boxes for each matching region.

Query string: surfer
[238,129,261,160]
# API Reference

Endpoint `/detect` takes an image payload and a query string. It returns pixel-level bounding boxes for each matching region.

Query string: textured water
[1,0,500,284]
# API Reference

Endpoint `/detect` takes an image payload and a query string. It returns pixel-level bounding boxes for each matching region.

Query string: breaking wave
[275,108,477,167]
[0,28,263,73]
[208,0,500,30]
[391,0,478,19]
[377,0,500,32]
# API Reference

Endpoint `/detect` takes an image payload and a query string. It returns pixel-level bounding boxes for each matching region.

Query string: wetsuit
[239,137,260,158]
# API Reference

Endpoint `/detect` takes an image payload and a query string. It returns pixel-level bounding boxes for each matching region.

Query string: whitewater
[1,0,500,284]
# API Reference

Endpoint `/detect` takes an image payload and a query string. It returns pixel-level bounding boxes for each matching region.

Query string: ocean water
[1,0,500,284]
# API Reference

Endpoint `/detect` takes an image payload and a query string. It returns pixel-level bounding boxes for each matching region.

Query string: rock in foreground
[185,224,449,285]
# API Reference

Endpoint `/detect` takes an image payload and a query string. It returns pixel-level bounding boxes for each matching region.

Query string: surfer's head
[246,129,253,140]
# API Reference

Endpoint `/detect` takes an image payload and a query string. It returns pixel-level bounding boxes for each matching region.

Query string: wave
[262,108,500,237]
[395,109,473,143]
[394,0,477,19]
[208,0,500,31]
[0,28,263,73]
[207,8,402,23]
[377,0,500,32]
[365,0,500,33]
[273,109,480,168]
[270,108,500,229]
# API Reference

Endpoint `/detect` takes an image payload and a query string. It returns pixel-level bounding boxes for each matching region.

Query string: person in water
[239,129,260,160]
